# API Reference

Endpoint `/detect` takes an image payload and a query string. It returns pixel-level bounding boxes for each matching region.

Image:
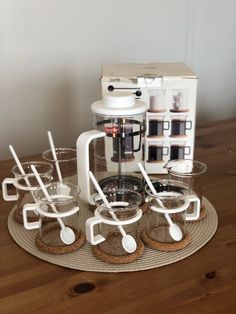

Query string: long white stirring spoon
[9,145,36,202]
[9,145,53,222]
[138,163,183,241]
[31,164,75,245]
[47,131,70,195]
[47,131,63,182]
[89,171,137,253]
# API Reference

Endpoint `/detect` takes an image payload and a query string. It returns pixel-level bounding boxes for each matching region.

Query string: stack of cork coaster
[7,196,218,273]
[93,234,145,264]
[142,228,191,252]
[35,225,85,255]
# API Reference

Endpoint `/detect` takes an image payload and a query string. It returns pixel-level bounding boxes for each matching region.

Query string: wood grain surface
[0,118,236,314]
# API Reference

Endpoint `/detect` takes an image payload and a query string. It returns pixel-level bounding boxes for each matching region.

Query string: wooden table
[1,118,236,314]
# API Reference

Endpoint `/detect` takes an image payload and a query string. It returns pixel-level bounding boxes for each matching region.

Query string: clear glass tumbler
[2,161,53,224]
[42,148,77,184]
[165,159,207,217]
[86,189,143,257]
[23,182,83,254]
[144,179,200,250]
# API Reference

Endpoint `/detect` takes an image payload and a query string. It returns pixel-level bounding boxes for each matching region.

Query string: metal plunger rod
[118,118,126,188]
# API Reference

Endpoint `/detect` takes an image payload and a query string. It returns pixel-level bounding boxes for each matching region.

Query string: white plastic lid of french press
[91,92,147,116]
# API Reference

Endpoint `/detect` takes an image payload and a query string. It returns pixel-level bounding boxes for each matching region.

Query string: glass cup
[2,161,53,224]
[86,189,143,256]
[145,179,200,247]
[171,90,189,112]
[164,159,207,217]
[147,145,169,162]
[23,182,83,253]
[170,119,192,137]
[42,148,77,184]
[148,119,170,137]
[170,144,191,160]
[148,89,166,112]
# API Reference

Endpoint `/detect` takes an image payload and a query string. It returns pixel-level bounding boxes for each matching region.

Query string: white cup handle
[86,216,105,245]
[2,178,18,201]
[185,194,201,221]
[23,203,41,230]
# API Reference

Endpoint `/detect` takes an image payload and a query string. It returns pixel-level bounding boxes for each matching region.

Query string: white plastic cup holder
[2,178,19,201]
[185,194,201,221]
[146,191,200,220]
[23,203,41,230]
[86,216,106,245]
[86,208,142,246]
[2,175,44,202]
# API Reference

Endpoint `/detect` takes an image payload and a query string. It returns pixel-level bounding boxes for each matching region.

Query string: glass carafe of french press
[77,93,147,204]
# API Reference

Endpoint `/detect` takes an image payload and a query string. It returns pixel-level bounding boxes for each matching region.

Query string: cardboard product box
[101,63,198,174]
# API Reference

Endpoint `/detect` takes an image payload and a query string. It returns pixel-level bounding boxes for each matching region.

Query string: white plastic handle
[13,178,38,192]
[23,203,41,230]
[163,146,169,155]
[184,146,191,156]
[86,216,105,245]
[185,194,201,221]
[2,178,18,201]
[76,130,105,204]
[186,120,192,130]
[163,121,170,130]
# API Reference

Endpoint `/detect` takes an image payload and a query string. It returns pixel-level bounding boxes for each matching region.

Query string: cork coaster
[148,109,166,113]
[92,234,144,264]
[13,193,37,224]
[170,109,189,113]
[142,228,191,252]
[14,206,53,225]
[14,206,37,224]
[169,135,188,138]
[140,202,148,213]
[12,192,55,224]
[35,224,85,255]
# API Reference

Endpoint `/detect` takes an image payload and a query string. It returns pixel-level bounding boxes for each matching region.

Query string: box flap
[102,63,197,79]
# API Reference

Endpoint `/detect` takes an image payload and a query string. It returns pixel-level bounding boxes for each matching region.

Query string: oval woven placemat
[7,196,217,273]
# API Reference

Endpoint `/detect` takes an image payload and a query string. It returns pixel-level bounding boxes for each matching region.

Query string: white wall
[1,0,236,160]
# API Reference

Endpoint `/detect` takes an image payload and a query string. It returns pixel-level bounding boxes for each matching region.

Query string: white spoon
[9,145,36,202]
[47,131,63,182]
[138,163,183,242]
[89,171,137,253]
[47,131,70,196]
[31,165,75,245]
[163,211,183,241]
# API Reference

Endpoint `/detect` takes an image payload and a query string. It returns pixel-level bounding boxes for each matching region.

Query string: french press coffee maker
[77,93,147,204]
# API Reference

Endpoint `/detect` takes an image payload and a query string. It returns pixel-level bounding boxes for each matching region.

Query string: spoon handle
[9,145,36,202]
[89,171,127,237]
[47,131,63,182]
[31,165,65,229]
[164,213,173,226]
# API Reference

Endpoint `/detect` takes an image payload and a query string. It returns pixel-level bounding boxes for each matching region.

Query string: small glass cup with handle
[144,179,201,249]
[164,159,207,220]
[23,182,84,253]
[2,161,53,224]
[86,189,143,259]
[42,148,77,184]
